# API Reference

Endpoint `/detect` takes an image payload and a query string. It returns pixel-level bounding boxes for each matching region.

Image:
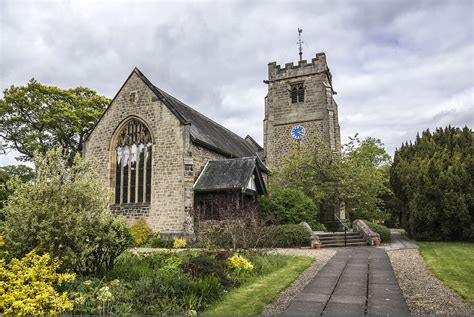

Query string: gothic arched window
[114,119,152,205]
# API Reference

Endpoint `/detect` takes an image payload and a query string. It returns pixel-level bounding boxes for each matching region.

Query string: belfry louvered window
[115,119,152,204]
[290,83,304,103]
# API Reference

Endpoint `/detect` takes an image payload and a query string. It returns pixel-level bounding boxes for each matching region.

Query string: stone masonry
[263,53,341,169]
[84,70,189,235]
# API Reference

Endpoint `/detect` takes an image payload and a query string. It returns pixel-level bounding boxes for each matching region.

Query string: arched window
[290,83,304,103]
[114,119,152,204]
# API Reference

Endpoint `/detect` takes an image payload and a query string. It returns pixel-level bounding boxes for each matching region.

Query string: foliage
[0,165,34,214]
[258,187,319,227]
[226,254,254,272]
[173,238,187,249]
[390,126,473,240]
[67,277,133,315]
[203,255,313,316]
[150,238,173,248]
[129,220,152,247]
[363,220,391,242]
[342,136,392,221]
[0,250,75,316]
[258,224,312,248]
[271,135,392,225]
[2,149,132,275]
[0,79,109,164]
[418,242,474,304]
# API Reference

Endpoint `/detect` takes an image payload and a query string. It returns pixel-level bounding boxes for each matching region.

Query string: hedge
[258,224,312,248]
[363,220,391,242]
[198,223,312,249]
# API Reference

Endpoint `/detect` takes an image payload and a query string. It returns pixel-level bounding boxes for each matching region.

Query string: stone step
[321,241,368,248]
[319,238,366,244]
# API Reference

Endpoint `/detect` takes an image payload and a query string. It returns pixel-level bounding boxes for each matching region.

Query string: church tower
[263,52,341,169]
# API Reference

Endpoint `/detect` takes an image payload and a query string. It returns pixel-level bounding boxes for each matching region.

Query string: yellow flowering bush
[130,220,152,246]
[226,254,254,272]
[0,250,75,315]
[173,238,187,249]
[172,238,187,249]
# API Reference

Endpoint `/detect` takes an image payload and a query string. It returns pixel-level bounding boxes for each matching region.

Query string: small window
[290,83,304,103]
[129,92,137,103]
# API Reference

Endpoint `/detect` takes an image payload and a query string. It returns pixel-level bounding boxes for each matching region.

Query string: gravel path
[261,248,337,316]
[388,249,474,316]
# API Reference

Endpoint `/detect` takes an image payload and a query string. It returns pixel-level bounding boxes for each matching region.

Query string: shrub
[0,250,75,315]
[2,149,132,275]
[130,220,152,246]
[363,220,391,242]
[259,188,319,227]
[173,238,187,249]
[258,224,312,247]
[151,238,173,248]
[226,254,254,272]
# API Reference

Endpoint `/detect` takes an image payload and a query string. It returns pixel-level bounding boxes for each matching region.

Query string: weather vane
[297,28,304,61]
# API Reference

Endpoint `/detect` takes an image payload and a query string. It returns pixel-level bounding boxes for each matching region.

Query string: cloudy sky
[1,0,473,165]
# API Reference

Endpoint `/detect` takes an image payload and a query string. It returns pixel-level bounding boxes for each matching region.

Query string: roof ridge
[153,84,250,144]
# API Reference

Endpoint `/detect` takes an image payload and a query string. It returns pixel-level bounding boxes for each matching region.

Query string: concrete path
[383,231,418,251]
[281,247,410,317]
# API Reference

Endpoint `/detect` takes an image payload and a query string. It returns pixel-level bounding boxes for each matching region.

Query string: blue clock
[291,125,305,140]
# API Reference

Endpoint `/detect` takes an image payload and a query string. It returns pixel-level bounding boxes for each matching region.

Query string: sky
[0,0,473,166]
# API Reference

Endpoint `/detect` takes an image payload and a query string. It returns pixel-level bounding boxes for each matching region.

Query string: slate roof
[194,157,266,194]
[84,68,266,163]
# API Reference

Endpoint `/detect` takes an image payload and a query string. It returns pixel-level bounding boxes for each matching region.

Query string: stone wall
[84,70,187,234]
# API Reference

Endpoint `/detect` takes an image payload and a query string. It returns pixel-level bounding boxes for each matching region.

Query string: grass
[418,241,474,305]
[203,255,313,316]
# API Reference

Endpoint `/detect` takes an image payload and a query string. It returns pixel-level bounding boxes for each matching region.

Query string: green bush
[258,224,312,247]
[259,188,319,227]
[130,220,152,246]
[2,149,132,275]
[150,238,173,248]
[363,220,391,242]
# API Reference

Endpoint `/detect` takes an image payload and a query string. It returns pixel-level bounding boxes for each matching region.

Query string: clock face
[291,125,305,140]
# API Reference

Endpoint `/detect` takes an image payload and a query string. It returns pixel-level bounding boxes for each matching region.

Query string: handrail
[334,214,349,247]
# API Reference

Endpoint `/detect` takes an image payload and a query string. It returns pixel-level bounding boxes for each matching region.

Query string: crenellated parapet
[267,52,331,82]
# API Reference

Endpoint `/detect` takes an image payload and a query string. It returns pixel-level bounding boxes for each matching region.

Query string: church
[83,52,341,238]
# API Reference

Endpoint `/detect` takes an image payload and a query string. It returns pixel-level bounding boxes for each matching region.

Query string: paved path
[281,247,410,317]
[383,231,418,251]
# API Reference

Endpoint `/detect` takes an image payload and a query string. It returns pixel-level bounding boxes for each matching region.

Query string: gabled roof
[194,157,266,195]
[84,68,265,162]
[134,68,259,158]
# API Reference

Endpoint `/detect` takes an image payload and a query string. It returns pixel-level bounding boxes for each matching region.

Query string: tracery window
[290,83,304,103]
[115,119,152,204]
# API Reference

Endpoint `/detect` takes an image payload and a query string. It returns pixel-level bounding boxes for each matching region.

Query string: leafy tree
[258,188,319,228]
[2,149,132,275]
[0,165,34,212]
[271,135,392,224]
[342,136,392,221]
[390,126,473,240]
[0,79,109,163]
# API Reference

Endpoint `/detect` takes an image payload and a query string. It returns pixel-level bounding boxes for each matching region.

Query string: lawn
[204,255,314,316]
[418,242,474,305]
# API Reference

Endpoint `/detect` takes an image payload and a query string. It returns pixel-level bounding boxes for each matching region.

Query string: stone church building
[83,52,340,237]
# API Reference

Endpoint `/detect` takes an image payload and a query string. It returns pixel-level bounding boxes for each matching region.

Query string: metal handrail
[334,214,349,247]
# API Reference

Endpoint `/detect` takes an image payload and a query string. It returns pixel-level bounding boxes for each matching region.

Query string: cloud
[0,0,473,166]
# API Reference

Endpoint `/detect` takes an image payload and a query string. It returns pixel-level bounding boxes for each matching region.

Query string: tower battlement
[268,52,330,81]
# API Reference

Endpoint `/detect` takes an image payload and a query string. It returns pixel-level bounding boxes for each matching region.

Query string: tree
[2,149,131,275]
[271,135,392,224]
[0,79,109,164]
[0,165,34,212]
[390,126,473,240]
[342,136,392,221]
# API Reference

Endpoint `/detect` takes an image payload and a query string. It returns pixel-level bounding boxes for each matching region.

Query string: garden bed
[64,249,315,315]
